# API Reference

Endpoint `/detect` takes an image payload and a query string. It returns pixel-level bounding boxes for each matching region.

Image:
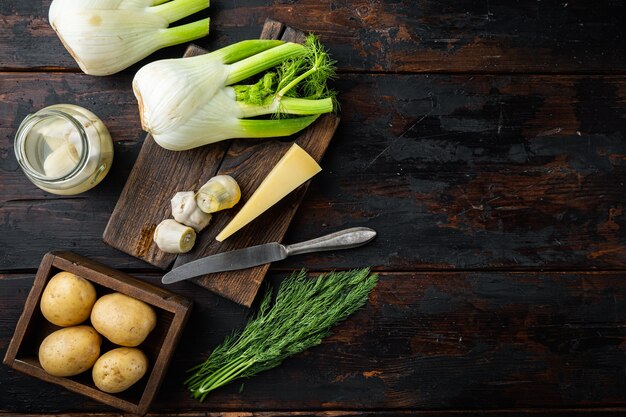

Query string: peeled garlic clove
[196,175,241,213]
[171,191,212,232]
[43,142,80,178]
[40,119,73,151]
[153,219,196,253]
[43,135,66,153]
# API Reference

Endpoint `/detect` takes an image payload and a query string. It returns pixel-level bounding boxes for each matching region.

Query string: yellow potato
[38,326,101,377]
[92,347,149,393]
[90,293,157,347]
[40,271,97,327]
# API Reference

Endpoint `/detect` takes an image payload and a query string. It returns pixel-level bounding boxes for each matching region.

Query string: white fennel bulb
[49,0,210,76]
[133,35,337,151]
[135,55,230,137]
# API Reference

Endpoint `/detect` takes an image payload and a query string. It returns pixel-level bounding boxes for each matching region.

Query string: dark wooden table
[2,1,626,416]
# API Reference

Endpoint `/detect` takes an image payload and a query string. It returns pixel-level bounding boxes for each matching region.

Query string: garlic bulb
[195,175,241,213]
[171,191,212,232]
[153,219,196,253]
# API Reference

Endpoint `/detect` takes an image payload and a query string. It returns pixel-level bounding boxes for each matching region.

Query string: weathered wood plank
[3,270,626,412]
[101,45,229,271]
[3,253,192,415]
[178,114,339,306]
[0,0,625,73]
[4,411,626,417]
[103,20,340,307]
[1,73,626,271]
[0,72,147,269]
[283,73,626,271]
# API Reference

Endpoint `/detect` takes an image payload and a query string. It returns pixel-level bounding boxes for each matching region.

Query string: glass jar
[14,104,114,195]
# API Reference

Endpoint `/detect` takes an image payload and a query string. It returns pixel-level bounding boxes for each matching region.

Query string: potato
[91,293,157,347]
[40,271,97,327]
[92,347,148,393]
[38,325,101,377]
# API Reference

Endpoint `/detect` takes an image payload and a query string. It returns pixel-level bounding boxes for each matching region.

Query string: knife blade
[161,227,376,284]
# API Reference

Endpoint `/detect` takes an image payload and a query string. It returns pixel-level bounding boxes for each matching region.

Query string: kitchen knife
[161,227,376,284]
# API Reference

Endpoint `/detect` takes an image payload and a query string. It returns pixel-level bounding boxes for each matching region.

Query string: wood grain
[176,114,340,306]
[3,412,626,417]
[2,74,625,272]
[1,0,625,74]
[3,270,626,412]
[102,20,340,306]
[2,1,626,416]
[3,252,191,416]
[101,45,228,270]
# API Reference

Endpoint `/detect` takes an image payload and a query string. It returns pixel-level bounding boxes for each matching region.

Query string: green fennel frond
[233,72,278,105]
[274,34,337,107]
[185,268,378,401]
[232,34,337,116]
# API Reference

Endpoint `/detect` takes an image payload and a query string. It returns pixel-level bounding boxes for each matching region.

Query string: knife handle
[285,227,377,256]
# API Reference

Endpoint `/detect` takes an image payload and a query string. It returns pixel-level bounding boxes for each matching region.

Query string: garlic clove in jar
[41,120,73,152]
[43,141,80,178]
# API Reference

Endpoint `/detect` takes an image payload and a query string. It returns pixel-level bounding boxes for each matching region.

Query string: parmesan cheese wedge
[216,144,321,242]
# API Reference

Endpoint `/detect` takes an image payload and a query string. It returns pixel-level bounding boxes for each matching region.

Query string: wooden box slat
[103,18,340,307]
[3,252,192,416]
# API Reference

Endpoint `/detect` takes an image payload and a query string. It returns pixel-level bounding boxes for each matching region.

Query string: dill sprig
[185,268,378,401]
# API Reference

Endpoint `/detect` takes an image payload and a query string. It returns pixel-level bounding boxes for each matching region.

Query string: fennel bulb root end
[48,0,211,75]
[133,85,148,132]
[133,35,337,150]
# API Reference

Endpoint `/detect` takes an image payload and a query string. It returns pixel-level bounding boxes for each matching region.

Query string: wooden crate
[3,251,192,416]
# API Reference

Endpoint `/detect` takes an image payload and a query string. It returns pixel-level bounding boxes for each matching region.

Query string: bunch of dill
[185,268,378,401]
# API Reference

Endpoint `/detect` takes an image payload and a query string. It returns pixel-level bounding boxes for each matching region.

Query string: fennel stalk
[49,0,211,76]
[133,34,337,150]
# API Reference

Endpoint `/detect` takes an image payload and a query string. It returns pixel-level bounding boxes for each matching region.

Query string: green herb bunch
[233,34,338,115]
[185,268,378,401]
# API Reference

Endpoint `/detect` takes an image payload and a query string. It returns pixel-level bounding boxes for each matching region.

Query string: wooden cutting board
[103,19,340,307]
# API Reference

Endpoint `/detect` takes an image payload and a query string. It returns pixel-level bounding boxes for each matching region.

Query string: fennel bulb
[49,0,210,76]
[132,35,337,151]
